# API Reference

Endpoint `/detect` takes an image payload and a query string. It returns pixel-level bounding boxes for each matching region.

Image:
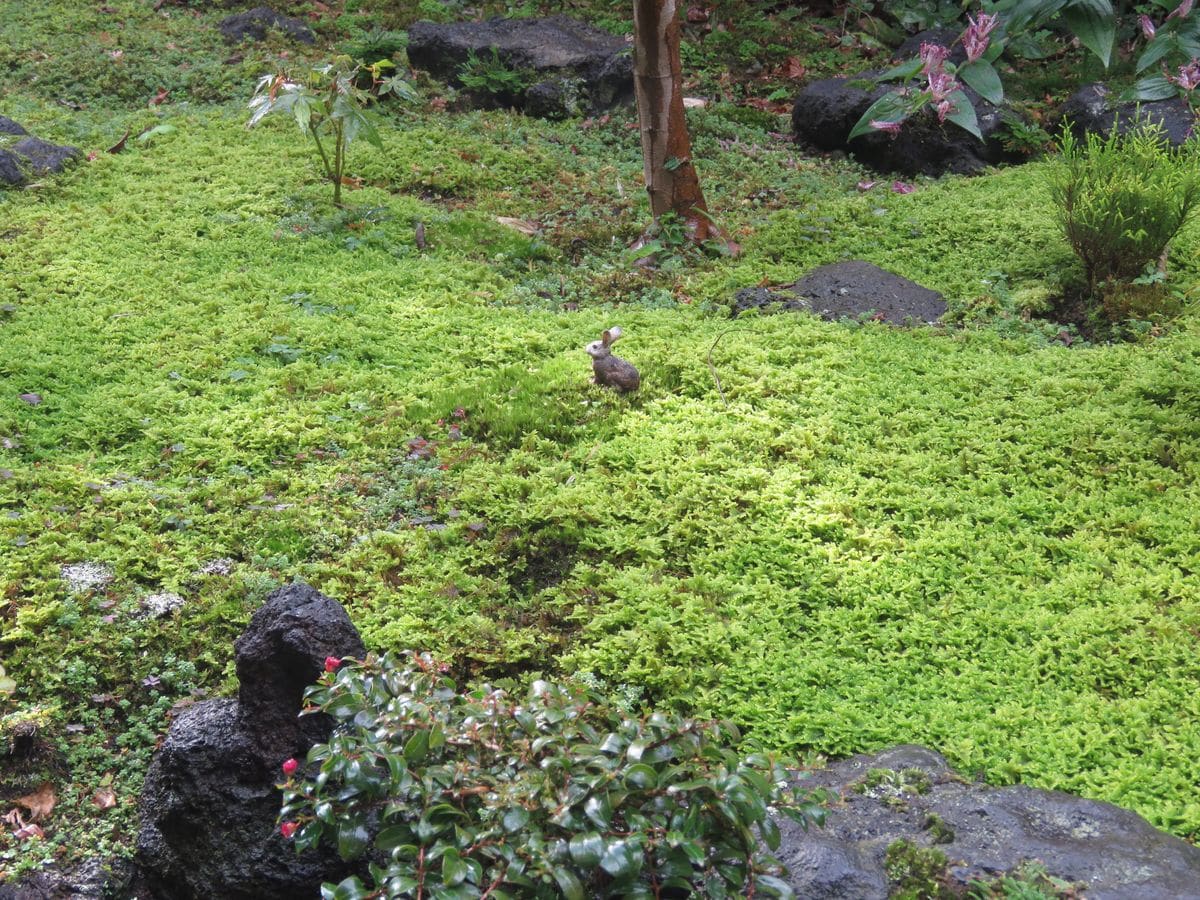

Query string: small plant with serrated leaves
[248,57,415,207]
[280,652,826,899]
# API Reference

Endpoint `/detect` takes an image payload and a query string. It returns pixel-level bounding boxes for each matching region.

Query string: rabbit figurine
[586,326,641,393]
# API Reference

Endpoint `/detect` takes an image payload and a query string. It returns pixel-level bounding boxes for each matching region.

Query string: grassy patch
[2,0,1200,881]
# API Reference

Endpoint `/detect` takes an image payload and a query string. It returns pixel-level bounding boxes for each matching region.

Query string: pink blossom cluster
[963,13,999,63]
[920,43,961,123]
[1168,0,1195,21]
[1174,58,1200,90]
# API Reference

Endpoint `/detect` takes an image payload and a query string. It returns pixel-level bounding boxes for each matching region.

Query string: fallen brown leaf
[107,130,129,154]
[14,823,45,841]
[495,216,541,236]
[16,783,56,821]
[92,788,117,811]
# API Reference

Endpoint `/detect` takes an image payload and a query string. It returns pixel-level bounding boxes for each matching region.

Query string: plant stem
[309,127,336,203]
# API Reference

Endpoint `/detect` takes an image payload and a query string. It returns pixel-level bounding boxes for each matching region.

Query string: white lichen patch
[61,562,113,594]
[197,558,235,576]
[142,592,185,618]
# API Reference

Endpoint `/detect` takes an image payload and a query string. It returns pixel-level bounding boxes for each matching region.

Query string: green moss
[3,1,1200,877]
[886,839,955,900]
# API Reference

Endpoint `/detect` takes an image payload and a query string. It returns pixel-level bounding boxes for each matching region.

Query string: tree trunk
[632,0,715,242]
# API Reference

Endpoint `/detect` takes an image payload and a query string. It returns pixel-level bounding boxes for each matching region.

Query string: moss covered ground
[2,0,1200,880]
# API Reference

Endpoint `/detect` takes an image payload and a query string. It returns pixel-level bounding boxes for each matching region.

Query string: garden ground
[2,0,1199,880]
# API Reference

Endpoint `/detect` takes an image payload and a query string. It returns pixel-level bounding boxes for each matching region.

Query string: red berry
[281,758,298,776]
[280,821,298,839]
[324,656,341,672]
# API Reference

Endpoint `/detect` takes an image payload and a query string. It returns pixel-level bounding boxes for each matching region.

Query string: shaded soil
[734,260,947,325]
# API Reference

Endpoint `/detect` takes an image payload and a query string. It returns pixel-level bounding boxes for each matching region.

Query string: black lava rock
[136,583,366,900]
[218,6,315,44]
[406,16,632,117]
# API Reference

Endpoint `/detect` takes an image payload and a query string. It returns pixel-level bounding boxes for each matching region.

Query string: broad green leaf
[945,91,982,140]
[441,848,468,886]
[877,57,924,82]
[552,867,586,900]
[336,822,371,861]
[568,832,604,866]
[760,814,782,851]
[624,763,657,789]
[321,877,369,900]
[599,838,643,880]
[375,825,411,851]
[957,59,1003,105]
[293,94,315,134]
[502,806,530,832]
[1062,3,1116,68]
[1006,0,1067,33]
[584,792,612,829]
[403,729,429,763]
[1122,76,1177,103]
[1136,34,1176,74]
[756,874,797,898]
[847,91,914,141]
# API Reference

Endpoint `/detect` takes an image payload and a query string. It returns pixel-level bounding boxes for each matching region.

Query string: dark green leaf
[957,60,1003,105]
[336,822,371,861]
[756,874,797,898]
[624,763,658,790]
[847,91,915,141]
[760,814,781,851]
[1122,76,1178,103]
[1136,34,1176,74]
[584,793,612,829]
[552,867,586,900]
[878,57,924,82]
[375,825,411,851]
[599,838,643,880]
[945,92,982,140]
[403,729,429,763]
[441,848,468,886]
[569,832,605,866]
[1062,4,1115,68]
[502,806,530,832]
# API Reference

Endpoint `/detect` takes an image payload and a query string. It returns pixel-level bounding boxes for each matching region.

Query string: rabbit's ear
[604,326,623,346]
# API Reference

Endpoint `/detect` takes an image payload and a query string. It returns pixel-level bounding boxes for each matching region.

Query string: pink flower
[280,821,298,839]
[927,70,959,103]
[1174,58,1200,90]
[1168,0,1194,21]
[1139,14,1157,39]
[963,13,999,63]
[892,181,915,194]
[934,99,955,123]
[869,120,902,136]
[281,758,299,776]
[919,42,950,74]
[324,656,341,672]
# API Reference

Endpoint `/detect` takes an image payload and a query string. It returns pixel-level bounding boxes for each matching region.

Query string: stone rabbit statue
[586,326,641,393]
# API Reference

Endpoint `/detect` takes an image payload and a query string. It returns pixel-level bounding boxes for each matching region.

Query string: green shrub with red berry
[278,652,826,899]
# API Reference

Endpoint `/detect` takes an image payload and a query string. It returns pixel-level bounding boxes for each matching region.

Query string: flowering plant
[849,15,1001,141]
[853,1,1200,141]
[1127,0,1200,104]
[279,652,827,900]
[851,1,1119,141]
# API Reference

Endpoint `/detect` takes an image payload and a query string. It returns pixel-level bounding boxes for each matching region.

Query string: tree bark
[632,0,715,242]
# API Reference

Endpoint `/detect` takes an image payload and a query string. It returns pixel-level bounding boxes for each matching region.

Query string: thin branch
[707,327,739,409]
